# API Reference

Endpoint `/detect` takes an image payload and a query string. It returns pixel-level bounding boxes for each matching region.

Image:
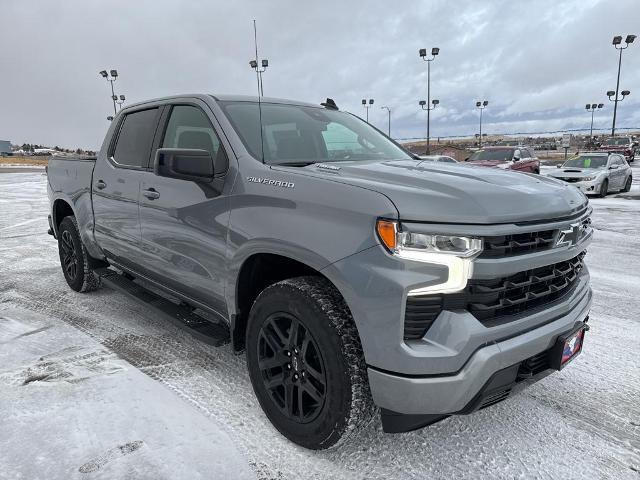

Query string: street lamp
[419,47,439,154]
[380,106,391,136]
[608,34,635,136]
[362,98,374,123]
[116,94,126,110]
[419,99,439,152]
[99,69,118,115]
[250,20,268,96]
[475,100,489,147]
[585,103,604,143]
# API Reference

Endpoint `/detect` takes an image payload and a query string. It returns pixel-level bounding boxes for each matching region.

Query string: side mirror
[609,164,619,170]
[154,148,214,182]
[513,149,521,161]
[556,164,562,168]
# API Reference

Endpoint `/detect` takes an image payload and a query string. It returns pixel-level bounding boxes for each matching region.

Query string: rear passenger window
[112,108,159,168]
[162,105,228,174]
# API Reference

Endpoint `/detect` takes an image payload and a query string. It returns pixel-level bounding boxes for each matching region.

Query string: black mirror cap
[154,148,214,182]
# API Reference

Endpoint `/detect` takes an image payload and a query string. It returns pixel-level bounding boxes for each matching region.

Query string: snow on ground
[0,168,639,480]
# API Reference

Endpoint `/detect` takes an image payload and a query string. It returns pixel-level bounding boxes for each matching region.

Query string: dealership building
[0,140,11,155]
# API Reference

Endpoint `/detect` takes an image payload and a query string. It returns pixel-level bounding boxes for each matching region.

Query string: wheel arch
[230,246,361,354]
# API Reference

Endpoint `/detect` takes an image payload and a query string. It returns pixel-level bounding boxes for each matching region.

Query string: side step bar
[97,268,230,347]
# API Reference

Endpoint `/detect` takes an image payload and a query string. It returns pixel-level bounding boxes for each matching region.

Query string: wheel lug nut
[287,363,291,369]
[286,351,291,357]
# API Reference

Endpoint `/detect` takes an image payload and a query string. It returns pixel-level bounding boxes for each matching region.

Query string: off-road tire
[246,276,375,449]
[57,216,101,293]
[622,176,632,193]
[598,179,608,198]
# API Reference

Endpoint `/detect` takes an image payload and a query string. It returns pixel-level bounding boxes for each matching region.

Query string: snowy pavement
[1,169,639,479]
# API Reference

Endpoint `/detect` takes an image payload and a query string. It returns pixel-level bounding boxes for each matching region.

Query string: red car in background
[466,146,540,174]
[599,136,637,162]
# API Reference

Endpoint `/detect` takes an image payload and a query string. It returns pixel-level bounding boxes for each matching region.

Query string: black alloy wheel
[257,312,327,423]
[246,276,375,449]
[60,229,79,281]
[57,216,101,292]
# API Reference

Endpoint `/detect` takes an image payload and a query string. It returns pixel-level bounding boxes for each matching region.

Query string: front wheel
[246,276,374,449]
[57,216,101,292]
[598,179,609,198]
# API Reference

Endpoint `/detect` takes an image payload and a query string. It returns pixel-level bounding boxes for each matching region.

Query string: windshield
[562,156,608,169]
[467,149,513,162]
[604,138,628,146]
[219,101,411,165]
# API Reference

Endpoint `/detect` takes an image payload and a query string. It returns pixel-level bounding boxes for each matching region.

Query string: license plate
[549,322,587,370]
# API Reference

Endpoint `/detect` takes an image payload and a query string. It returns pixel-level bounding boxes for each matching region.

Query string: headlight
[581,176,595,181]
[376,220,483,295]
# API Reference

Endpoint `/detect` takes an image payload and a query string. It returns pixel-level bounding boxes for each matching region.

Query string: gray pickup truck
[47,94,593,449]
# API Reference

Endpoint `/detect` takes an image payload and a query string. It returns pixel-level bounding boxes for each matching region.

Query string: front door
[138,102,234,315]
[92,107,161,266]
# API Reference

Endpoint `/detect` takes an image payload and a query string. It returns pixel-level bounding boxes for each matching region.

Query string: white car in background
[547,152,632,197]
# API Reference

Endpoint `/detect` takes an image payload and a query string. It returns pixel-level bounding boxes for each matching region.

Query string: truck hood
[599,145,628,152]
[466,160,509,168]
[282,160,587,224]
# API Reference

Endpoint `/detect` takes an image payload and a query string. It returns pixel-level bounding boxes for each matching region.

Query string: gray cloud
[1,0,638,148]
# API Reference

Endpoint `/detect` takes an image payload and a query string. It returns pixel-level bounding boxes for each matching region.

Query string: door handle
[142,188,160,200]
[95,180,106,190]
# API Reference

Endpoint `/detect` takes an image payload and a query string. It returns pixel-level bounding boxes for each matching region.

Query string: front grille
[481,230,556,258]
[459,252,586,323]
[404,252,586,339]
[561,177,581,183]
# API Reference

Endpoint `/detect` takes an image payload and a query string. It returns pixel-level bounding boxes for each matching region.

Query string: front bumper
[367,283,591,418]
[548,177,603,194]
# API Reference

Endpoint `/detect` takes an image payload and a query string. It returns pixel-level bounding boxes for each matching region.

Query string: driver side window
[162,105,228,174]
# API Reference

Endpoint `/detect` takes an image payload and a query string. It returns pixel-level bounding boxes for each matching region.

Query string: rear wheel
[57,216,101,292]
[246,276,374,449]
[598,179,608,198]
[622,176,632,192]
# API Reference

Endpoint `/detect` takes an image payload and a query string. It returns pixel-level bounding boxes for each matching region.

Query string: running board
[97,268,230,347]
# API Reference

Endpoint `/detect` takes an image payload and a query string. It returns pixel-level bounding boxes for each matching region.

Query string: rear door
[92,107,161,266]
[138,101,234,314]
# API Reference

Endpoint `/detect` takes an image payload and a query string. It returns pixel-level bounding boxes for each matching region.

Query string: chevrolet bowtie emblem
[556,222,583,248]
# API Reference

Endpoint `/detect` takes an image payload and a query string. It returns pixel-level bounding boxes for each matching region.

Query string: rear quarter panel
[47,156,102,258]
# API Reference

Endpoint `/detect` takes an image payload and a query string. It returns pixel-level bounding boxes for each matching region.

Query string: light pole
[362,99,374,123]
[250,20,269,97]
[99,69,118,115]
[585,103,604,142]
[475,100,489,147]
[381,106,391,136]
[419,99,439,153]
[419,47,439,154]
[116,94,126,110]
[609,34,635,136]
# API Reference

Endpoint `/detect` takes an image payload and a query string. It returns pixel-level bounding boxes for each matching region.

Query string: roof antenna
[253,19,266,164]
[321,98,339,110]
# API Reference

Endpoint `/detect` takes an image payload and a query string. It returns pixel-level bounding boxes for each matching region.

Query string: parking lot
[1,167,639,480]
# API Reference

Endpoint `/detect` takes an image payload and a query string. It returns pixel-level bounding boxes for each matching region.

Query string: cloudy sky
[1,0,639,149]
